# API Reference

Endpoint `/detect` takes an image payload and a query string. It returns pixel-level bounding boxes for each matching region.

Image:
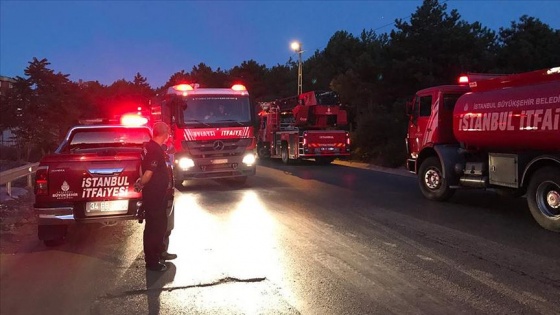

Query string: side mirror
[168,96,187,110]
[405,101,413,116]
[162,143,176,155]
[405,100,418,125]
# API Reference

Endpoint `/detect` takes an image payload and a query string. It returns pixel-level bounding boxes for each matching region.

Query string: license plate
[211,159,228,164]
[85,200,128,216]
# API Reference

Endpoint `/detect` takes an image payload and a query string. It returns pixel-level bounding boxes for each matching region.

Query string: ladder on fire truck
[298,134,305,157]
[269,106,279,131]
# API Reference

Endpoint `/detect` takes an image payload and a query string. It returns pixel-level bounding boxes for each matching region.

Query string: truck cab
[406,85,469,173]
[153,84,257,186]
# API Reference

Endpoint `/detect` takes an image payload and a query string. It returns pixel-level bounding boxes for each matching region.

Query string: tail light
[346,132,351,150]
[35,166,49,196]
[303,132,308,146]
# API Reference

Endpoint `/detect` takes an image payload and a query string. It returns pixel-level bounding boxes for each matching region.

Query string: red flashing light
[121,114,148,126]
[173,84,194,92]
[231,84,247,91]
[458,76,469,84]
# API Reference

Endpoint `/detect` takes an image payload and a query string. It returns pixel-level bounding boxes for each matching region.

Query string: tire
[257,142,270,159]
[418,156,455,201]
[526,167,560,232]
[281,144,290,164]
[38,225,67,246]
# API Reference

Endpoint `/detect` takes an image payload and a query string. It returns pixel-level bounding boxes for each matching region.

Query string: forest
[1,0,559,166]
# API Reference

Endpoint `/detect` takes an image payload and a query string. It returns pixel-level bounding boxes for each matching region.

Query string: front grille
[182,139,251,158]
[201,163,238,171]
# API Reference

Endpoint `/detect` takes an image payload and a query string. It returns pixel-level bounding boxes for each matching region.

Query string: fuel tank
[453,70,560,151]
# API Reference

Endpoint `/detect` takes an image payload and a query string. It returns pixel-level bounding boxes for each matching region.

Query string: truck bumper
[34,200,144,225]
[174,153,256,180]
[299,152,351,158]
[176,164,256,180]
[34,207,75,225]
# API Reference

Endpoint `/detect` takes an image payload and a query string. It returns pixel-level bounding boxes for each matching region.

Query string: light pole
[291,41,303,95]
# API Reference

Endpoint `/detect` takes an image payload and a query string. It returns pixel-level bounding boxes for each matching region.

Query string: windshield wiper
[215,119,245,126]
[185,119,211,127]
[117,142,143,147]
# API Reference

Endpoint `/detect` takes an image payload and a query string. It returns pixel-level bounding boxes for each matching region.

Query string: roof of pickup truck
[56,124,153,153]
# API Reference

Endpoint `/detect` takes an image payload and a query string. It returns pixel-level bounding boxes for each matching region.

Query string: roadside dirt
[0,187,37,254]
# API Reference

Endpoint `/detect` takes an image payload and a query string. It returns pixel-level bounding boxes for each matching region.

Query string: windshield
[443,94,463,111]
[64,128,151,152]
[181,95,252,126]
[315,91,340,106]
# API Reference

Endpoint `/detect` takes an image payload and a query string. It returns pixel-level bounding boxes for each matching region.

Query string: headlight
[242,153,256,166]
[177,157,195,170]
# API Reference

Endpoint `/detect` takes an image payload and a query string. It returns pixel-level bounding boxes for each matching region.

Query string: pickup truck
[34,124,174,246]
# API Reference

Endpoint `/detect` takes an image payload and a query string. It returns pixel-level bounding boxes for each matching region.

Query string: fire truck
[257,90,351,164]
[406,66,560,232]
[151,83,257,186]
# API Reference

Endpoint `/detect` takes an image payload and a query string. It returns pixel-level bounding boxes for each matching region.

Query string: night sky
[1,0,559,88]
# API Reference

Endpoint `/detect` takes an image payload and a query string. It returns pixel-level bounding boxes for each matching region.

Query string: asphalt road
[1,159,559,315]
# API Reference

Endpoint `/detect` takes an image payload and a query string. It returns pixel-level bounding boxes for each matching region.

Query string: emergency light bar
[458,76,469,84]
[231,84,247,91]
[173,84,194,92]
[120,114,148,126]
[167,83,249,96]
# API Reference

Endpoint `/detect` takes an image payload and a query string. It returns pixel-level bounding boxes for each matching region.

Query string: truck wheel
[526,167,560,232]
[38,225,67,247]
[281,144,290,164]
[257,143,270,159]
[418,156,455,201]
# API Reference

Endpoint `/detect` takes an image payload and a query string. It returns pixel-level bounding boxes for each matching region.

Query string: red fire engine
[406,67,560,231]
[257,90,351,164]
[151,83,257,186]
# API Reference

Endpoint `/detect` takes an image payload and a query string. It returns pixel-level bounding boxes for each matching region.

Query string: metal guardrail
[0,162,39,197]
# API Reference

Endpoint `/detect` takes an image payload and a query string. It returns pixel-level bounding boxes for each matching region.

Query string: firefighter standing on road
[135,122,177,272]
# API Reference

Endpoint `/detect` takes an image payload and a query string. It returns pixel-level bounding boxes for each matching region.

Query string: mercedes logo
[213,140,224,151]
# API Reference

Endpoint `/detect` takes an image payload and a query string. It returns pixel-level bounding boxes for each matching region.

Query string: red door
[407,91,435,157]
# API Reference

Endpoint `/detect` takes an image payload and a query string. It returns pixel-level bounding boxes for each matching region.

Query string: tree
[8,58,87,159]
[387,0,496,98]
[262,63,293,101]
[229,60,268,101]
[190,63,228,88]
[100,77,154,118]
[496,15,560,73]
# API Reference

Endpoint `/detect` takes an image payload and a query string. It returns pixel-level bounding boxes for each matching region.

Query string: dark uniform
[140,139,170,267]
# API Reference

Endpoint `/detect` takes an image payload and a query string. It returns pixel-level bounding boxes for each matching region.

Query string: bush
[351,103,407,168]
[0,145,20,161]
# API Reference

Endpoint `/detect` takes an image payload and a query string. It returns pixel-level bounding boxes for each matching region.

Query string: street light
[291,41,303,95]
